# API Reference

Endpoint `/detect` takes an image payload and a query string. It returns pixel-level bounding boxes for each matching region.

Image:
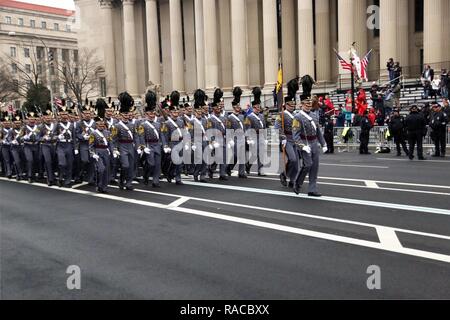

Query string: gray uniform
[190,116,208,180]
[10,128,24,179]
[22,124,42,179]
[138,120,164,185]
[227,112,246,176]
[162,116,185,183]
[244,112,267,174]
[76,119,96,183]
[275,110,299,183]
[89,129,112,192]
[1,126,13,177]
[39,122,57,184]
[208,113,228,178]
[293,110,326,193]
[112,120,138,188]
[55,121,76,186]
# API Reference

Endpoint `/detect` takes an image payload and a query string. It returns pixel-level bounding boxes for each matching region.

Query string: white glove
[12,140,18,145]
[74,149,79,155]
[113,150,120,158]
[303,145,311,154]
[83,134,90,140]
[184,144,190,151]
[203,136,209,142]
[92,154,100,161]
[264,139,269,146]
[58,134,65,140]
[228,140,235,148]
[213,142,220,149]
[247,139,255,146]
[191,145,197,152]
[164,147,172,154]
[144,147,151,154]
[281,140,287,146]
[322,146,328,153]
[208,144,214,150]
[137,149,143,156]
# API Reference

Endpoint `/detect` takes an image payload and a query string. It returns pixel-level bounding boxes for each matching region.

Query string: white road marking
[365,181,379,189]
[2,177,450,264]
[321,163,389,169]
[376,227,403,250]
[167,197,190,208]
[377,158,450,164]
[72,182,88,189]
[180,181,450,216]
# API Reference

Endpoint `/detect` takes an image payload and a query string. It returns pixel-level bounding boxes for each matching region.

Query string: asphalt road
[1,151,450,299]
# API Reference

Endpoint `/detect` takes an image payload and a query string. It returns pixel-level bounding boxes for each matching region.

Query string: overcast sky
[18,0,75,10]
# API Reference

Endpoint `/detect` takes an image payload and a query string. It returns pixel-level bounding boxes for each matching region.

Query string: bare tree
[55,47,105,106]
[0,64,19,103]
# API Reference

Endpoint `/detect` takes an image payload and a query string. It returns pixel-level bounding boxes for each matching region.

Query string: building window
[37,47,44,59]
[10,47,16,57]
[100,77,107,97]
[73,50,78,62]
[54,23,59,31]
[66,24,71,32]
[415,0,424,32]
[5,16,12,24]
[74,67,79,77]
[26,80,32,89]
[25,64,31,73]
[13,80,19,92]
[18,18,24,26]
[62,49,69,62]
[24,48,30,58]
[11,63,17,74]
[30,19,35,28]
[37,64,42,74]
[41,21,47,29]
[50,65,55,76]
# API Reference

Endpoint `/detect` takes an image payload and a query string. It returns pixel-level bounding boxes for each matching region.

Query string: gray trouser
[143,144,161,184]
[119,143,135,188]
[80,142,94,183]
[57,142,74,186]
[10,145,24,176]
[295,141,320,193]
[24,143,39,178]
[94,149,111,191]
[1,145,12,176]
[41,143,56,182]
[284,141,299,183]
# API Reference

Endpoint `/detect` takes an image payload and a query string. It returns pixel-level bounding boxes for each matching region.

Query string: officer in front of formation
[275,96,298,188]
[388,108,409,156]
[89,115,112,194]
[292,97,327,197]
[405,104,427,160]
[430,103,448,157]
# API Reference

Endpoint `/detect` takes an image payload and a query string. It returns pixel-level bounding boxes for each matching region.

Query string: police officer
[323,113,334,154]
[359,110,372,155]
[388,108,409,156]
[292,97,327,196]
[405,104,427,160]
[138,90,164,188]
[227,87,247,179]
[275,96,299,188]
[430,103,448,157]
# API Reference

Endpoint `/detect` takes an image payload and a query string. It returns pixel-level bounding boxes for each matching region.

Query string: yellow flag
[276,66,283,93]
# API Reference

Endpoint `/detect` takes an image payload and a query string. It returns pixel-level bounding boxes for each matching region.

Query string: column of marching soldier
[0,82,335,197]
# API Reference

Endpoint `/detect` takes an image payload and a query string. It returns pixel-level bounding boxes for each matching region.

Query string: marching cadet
[10,113,25,181]
[208,88,228,180]
[76,107,96,185]
[191,89,209,182]
[162,91,186,185]
[89,113,111,194]
[112,92,138,191]
[388,108,409,156]
[227,87,247,179]
[430,103,448,157]
[22,108,42,183]
[138,90,164,188]
[0,113,13,179]
[55,108,76,188]
[104,106,119,183]
[292,97,327,197]
[275,96,299,188]
[40,107,57,186]
[244,87,267,176]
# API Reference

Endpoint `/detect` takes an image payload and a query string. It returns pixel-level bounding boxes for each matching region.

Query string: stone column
[183,0,197,93]
[354,0,368,59]
[281,0,296,83]
[262,0,278,88]
[338,0,355,79]
[202,0,218,90]
[315,0,330,82]
[169,0,185,92]
[145,0,160,88]
[122,0,139,96]
[424,0,444,68]
[100,0,117,96]
[194,0,205,89]
[231,0,248,88]
[218,0,232,89]
[380,0,397,79]
[298,0,315,78]
[396,0,409,76]
[330,0,338,82]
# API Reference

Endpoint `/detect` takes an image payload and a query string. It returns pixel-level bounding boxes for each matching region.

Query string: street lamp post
[8,32,54,110]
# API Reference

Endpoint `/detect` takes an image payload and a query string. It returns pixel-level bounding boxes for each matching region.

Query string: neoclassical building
[75,0,450,104]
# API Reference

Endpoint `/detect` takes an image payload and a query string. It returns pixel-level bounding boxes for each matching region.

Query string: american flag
[54,97,63,107]
[334,49,353,72]
[360,49,373,82]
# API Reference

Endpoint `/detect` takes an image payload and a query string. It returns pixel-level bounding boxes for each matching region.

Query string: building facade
[75,0,450,105]
[0,0,77,108]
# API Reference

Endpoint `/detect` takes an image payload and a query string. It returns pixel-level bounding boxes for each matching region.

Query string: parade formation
[0,83,330,197]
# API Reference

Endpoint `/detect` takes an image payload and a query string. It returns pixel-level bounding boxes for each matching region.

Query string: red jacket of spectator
[367,109,376,126]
